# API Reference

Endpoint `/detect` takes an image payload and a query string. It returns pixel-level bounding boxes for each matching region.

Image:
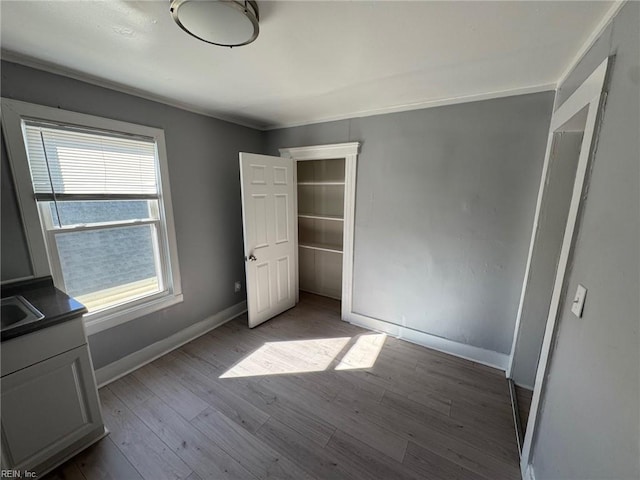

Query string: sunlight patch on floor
[219,337,351,378]
[219,333,387,378]
[336,333,386,370]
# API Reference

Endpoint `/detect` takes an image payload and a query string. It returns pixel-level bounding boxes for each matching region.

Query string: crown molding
[556,0,626,88]
[261,83,556,131]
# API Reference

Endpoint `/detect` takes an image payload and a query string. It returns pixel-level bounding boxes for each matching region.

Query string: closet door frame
[279,142,359,320]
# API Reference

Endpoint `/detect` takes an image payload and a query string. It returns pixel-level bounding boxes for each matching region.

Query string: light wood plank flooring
[45,293,520,480]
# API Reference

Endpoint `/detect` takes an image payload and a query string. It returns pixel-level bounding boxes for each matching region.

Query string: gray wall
[530,3,640,479]
[511,132,582,388]
[0,61,261,369]
[265,92,554,355]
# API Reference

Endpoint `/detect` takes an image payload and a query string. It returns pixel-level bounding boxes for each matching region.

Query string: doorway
[240,143,359,328]
[508,117,585,444]
[509,58,611,477]
[279,143,360,320]
[296,158,346,300]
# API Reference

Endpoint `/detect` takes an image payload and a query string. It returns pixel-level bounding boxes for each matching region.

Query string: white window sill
[84,293,183,336]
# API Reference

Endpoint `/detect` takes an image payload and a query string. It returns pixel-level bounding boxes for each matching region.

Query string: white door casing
[518,57,611,477]
[278,142,360,321]
[240,153,296,328]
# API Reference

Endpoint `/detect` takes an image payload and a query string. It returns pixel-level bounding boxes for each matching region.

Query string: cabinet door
[1,345,103,472]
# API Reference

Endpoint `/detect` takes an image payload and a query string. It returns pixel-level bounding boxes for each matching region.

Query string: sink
[1,296,44,331]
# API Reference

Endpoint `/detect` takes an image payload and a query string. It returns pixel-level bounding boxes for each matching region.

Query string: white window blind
[23,122,158,198]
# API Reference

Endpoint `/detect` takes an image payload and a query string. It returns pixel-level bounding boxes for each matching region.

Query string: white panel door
[240,153,296,328]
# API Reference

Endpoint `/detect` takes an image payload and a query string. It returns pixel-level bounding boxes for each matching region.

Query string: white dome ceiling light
[170,0,259,48]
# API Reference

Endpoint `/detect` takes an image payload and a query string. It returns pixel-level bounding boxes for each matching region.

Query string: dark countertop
[1,276,87,342]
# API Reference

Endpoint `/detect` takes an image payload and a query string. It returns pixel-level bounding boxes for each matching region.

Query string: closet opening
[279,142,359,321]
[297,158,345,301]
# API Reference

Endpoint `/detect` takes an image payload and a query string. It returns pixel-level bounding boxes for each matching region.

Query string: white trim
[509,60,611,376]
[550,60,607,131]
[279,142,359,160]
[555,1,626,89]
[0,50,264,131]
[94,301,247,387]
[264,84,555,131]
[154,127,183,301]
[346,311,509,371]
[1,101,51,277]
[1,97,183,333]
[342,148,358,322]
[292,158,300,305]
[519,57,610,475]
[279,143,359,320]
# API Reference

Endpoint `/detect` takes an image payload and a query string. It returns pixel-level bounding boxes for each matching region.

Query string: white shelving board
[297,181,345,186]
[299,242,343,254]
[298,213,344,221]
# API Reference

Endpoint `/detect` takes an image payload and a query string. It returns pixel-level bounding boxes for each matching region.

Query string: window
[2,99,182,334]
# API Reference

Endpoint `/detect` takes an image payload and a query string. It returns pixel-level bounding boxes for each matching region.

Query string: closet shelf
[298,213,344,221]
[299,242,343,254]
[297,181,345,186]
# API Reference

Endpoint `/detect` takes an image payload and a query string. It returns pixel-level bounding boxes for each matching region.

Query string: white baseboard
[346,311,509,371]
[93,301,247,387]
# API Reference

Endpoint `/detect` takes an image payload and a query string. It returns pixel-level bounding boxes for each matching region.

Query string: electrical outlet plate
[571,284,587,318]
[234,281,241,293]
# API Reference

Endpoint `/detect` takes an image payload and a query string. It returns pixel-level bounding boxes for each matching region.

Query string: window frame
[1,98,183,335]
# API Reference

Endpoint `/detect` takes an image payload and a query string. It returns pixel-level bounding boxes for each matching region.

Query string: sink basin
[1,296,44,331]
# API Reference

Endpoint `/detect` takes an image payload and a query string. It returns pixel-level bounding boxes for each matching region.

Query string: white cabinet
[1,318,105,476]
[297,158,345,299]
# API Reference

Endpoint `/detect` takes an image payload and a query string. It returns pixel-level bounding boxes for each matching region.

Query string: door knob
[246,254,257,262]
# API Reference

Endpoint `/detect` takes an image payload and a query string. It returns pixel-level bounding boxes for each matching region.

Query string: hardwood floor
[45,293,520,480]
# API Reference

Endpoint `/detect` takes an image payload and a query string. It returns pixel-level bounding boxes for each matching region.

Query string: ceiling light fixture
[170,0,259,48]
